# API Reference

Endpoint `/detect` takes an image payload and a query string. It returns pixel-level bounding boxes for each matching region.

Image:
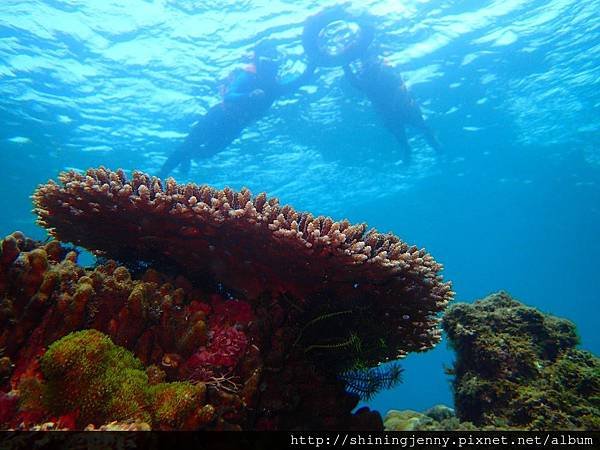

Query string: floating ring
[302,6,375,67]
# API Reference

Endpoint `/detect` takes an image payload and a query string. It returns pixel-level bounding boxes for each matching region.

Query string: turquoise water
[1,0,598,415]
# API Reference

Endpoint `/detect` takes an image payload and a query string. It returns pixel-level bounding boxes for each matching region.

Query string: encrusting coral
[383,405,458,431]
[442,291,600,430]
[0,168,453,430]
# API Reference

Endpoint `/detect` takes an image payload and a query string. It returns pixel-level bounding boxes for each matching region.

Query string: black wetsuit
[344,60,441,162]
[159,66,312,178]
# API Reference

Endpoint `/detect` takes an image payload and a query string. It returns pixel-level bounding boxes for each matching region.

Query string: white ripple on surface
[0,0,598,212]
[7,136,31,144]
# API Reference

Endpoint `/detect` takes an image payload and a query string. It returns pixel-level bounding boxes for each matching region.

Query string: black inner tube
[302,6,374,67]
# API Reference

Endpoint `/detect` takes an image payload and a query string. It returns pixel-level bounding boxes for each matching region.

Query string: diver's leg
[419,122,442,153]
[179,155,191,177]
[426,129,442,153]
[387,122,412,164]
[407,108,442,153]
[158,146,191,179]
[159,114,212,179]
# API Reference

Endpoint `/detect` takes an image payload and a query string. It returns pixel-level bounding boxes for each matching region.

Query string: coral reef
[1,190,450,431]
[2,167,596,432]
[442,291,600,430]
[0,168,454,430]
[33,167,453,365]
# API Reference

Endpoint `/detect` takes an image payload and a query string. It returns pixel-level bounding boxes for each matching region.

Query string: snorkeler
[159,44,315,178]
[344,56,442,163]
[302,5,441,164]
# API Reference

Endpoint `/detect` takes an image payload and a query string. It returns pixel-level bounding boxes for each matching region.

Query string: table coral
[0,166,454,430]
[442,291,600,430]
[33,167,453,364]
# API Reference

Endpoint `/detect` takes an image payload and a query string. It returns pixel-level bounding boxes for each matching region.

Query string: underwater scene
[0,0,599,431]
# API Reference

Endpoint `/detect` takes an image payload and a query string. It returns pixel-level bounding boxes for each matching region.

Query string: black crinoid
[0,347,14,386]
[339,362,403,401]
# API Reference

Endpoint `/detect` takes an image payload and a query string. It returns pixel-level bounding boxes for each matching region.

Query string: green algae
[19,329,210,429]
[442,291,600,430]
[149,382,207,429]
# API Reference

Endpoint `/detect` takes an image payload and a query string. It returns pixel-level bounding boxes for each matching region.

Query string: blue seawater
[0,0,598,415]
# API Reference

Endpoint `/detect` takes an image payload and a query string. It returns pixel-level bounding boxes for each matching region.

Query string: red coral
[11,345,45,389]
[0,391,18,426]
[187,326,248,381]
[209,296,254,327]
[189,300,211,316]
[182,295,253,382]
[56,410,78,430]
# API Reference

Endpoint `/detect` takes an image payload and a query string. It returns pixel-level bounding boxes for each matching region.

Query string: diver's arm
[343,64,362,89]
[277,62,317,96]
[223,71,261,103]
